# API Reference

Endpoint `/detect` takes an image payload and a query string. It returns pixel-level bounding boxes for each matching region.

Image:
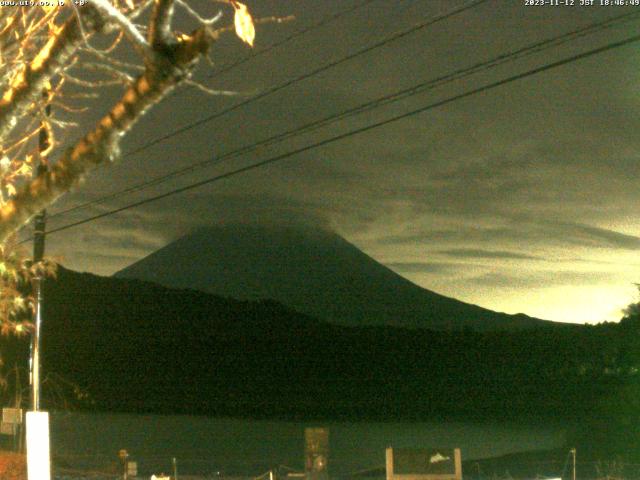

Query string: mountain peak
[114,222,554,331]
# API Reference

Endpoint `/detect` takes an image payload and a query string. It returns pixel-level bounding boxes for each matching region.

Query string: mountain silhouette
[114,223,556,331]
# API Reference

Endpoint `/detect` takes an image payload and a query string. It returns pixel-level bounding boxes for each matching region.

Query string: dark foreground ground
[0,447,635,480]
[42,448,640,480]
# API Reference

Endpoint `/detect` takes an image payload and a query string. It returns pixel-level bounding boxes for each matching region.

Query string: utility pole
[26,94,52,480]
[29,99,50,412]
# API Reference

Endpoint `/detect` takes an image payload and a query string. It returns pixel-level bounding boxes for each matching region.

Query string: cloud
[469,270,615,289]
[551,222,640,251]
[386,262,461,274]
[370,219,640,256]
[373,227,514,246]
[438,248,542,260]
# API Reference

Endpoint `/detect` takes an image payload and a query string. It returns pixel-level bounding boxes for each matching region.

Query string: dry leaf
[14,163,31,177]
[41,3,56,14]
[231,1,255,47]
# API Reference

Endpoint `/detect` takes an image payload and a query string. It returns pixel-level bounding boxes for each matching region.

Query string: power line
[41,32,640,237]
[121,0,491,159]
[15,1,378,233]
[46,10,640,221]
[47,0,490,220]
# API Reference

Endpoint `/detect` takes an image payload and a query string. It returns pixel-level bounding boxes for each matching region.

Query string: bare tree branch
[0,8,105,142]
[176,1,223,27]
[149,0,176,47]
[0,27,213,242]
[87,0,152,58]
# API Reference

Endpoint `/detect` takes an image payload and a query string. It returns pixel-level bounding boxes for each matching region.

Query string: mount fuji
[114,223,555,331]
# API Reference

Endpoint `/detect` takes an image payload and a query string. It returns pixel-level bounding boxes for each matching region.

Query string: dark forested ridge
[3,266,639,459]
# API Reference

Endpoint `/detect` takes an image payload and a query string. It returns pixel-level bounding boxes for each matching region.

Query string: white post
[26,411,51,480]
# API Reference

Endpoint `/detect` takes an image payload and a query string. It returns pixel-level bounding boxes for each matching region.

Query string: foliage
[0,451,26,480]
[0,240,56,336]
[621,284,640,322]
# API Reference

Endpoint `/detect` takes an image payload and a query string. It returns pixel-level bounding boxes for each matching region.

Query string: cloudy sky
[30,0,640,324]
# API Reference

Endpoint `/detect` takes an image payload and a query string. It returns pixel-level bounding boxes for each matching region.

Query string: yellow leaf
[5,183,15,197]
[15,163,31,177]
[125,0,134,9]
[231,1,255,47]
[41,3,56,14]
